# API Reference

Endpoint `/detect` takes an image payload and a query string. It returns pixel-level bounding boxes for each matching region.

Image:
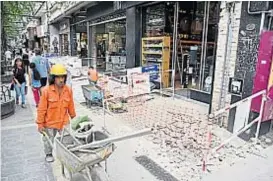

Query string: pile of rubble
[115,95,269,180]
[70,77,272,180]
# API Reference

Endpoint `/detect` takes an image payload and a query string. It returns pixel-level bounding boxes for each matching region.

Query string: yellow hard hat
[50,64,67,75]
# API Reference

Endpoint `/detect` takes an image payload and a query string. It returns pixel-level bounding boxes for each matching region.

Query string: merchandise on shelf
[142,36,171,88]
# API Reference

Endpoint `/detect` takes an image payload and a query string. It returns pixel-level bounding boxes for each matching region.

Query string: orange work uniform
[36,84,76,130]
[88,69,98,82]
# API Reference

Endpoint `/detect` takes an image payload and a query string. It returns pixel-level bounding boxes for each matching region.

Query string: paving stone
[1,155,24,164]
[1,94,56,181]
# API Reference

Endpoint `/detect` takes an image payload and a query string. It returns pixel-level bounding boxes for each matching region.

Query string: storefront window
[142,2,220,97]
[76,33,87,58]
[92,18,126,72]
[201,2,219,93]
[143,3,175,37]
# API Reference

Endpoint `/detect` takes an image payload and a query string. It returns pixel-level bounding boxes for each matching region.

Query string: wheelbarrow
[82,84,103,108]
[42,126,153,181]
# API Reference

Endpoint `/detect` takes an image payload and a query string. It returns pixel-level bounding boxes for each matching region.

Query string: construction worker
[88,66,98,85]
[36,63,76,162]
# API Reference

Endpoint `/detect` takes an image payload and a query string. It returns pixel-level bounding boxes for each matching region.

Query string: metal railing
[202,89,267,172]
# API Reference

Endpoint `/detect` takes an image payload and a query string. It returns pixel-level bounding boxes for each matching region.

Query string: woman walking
[13,58,28,108]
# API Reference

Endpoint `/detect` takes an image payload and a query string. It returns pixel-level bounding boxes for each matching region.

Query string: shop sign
[60,23,68,31]
[228,77,244,96]
[90,12,126,25]
[142,65,159,81]
[60,20,70,34]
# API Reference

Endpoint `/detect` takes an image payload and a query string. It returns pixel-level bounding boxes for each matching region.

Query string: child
[30,62,41,107]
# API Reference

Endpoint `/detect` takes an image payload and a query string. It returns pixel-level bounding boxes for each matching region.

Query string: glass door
[200,2,220,93]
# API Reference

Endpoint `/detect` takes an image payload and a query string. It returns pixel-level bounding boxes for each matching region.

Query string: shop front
[76,31,88,58]
[89,12,127,72]
[70,17,88,58]
[141,1,220,103]
[59,19,70,56]
[36,25,49,53]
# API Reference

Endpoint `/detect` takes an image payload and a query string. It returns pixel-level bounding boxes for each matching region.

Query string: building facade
[29,1,273,137]
[84,1,273,137]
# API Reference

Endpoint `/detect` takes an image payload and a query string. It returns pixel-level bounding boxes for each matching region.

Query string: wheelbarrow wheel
[89,165,110,181]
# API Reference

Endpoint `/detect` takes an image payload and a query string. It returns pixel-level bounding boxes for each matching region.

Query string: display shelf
[142,36,167,41]
[143,45,163,48]
[143,52,163,55]
[142,36,171,88]
[181,40,216,45]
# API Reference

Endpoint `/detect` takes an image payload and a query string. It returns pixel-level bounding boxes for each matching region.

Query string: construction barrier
[202,89,267,173]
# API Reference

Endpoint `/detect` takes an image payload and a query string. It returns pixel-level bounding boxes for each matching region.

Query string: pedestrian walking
[5,49,12,63]
[88,66,98,85]
[29,62,41,107]
[32,48,50,89]
[13,57,28,108]
[22,51,30,74]
[36,63,76,162]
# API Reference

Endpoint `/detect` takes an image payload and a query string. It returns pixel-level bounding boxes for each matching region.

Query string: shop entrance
[89,15,126,72]
[60,34,69,56]
[142,1,220,104]
[76,32,87,58]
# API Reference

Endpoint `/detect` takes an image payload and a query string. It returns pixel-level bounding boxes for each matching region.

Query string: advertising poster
[142,65,159,81]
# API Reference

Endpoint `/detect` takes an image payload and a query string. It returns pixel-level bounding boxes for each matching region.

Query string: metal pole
[87,21,90,65]
[46,1,50,53]
[102,74,106,130]
[268,16,272,30]
[255,93,266,143]
[171,2,179,99]
[199,1,208,89]
[200,2,210,91]
[160,68,163,96]
[259,12,265,34]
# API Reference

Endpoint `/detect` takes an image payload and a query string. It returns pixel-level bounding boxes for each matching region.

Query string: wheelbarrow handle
[41,131,54,148]
[69,128,154,152]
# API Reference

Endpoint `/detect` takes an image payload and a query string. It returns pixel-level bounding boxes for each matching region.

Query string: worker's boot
[45,154,54,162]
